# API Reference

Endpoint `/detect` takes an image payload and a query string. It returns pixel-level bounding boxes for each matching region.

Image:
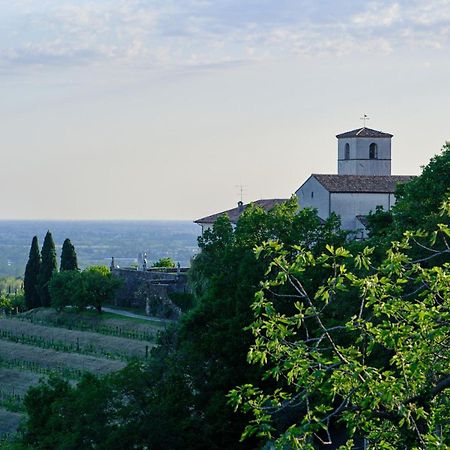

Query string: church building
[195,126,413,237]
[295,127,412,234]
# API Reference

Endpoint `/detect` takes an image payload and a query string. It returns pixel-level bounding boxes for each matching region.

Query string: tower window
[344,143,350,160]
[369,142,378,159]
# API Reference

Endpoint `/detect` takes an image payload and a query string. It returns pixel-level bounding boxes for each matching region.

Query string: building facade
[296,127,412,234]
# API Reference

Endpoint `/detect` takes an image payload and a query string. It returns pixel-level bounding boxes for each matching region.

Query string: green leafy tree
[230,199,450,449]
[393,142,450,235]
[24,236,41,309]
[152,257,176,268]
[60,238,79,271]
[49,270,83,312]
[82,265,121,313]
[23,374,115,450]
[0,277,24,295]
[18,199,347,450]
[38,231,58,307]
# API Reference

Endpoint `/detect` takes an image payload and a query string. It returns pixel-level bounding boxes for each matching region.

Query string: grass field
[0,307,165,440]
[0,341,126,375]
[0,368,42,397]
[0,409,22,438]
[0,318,155,360]
[19,308,167,339]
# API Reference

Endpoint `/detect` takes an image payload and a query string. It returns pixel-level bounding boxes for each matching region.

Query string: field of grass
[0,307,165,440]
[0,318,155,360]
[0,368,42,397]
[19,308,167,339]
[0,409,22,438]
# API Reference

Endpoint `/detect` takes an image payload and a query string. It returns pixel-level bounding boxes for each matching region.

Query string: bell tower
[336,127,393,176]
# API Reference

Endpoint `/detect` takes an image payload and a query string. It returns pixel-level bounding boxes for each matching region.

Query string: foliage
[0,277,23,295]
[363,143,450,263]
[38,231,57,307]
[152,257,176,268]
[82,266,122,313]
[365,205,394,239]
[146,199,347,449]
[230,199,450,449]
[60,238,79,271]
[19,198,347,450]
[168,292,196,312]
[23,374,115,450]
[49,266,121,313]
[393,142,450,235]
[0,293,12,312]
[23,236,41,310]
[0,293,25,314]
[49,270,83,312]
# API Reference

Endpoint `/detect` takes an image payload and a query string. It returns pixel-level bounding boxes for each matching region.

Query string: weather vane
[360,114,370,127]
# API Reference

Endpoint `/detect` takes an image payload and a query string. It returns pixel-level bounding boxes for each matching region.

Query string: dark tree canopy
[38,231,58,307]
[20,199,347,450]
[24,236,41,309]
[393,142,450,233]
[60,238,79,271]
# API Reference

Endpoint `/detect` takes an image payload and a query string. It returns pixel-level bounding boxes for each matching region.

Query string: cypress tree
[38,231,58,307]
[60,238,79,271]
[24,236,41,309]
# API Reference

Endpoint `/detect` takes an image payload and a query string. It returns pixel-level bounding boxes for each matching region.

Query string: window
[369,142,378,159]
[344,143,350,160]
[311,191,314,199]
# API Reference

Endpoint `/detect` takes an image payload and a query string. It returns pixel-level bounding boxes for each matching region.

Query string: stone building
[295,127,412,234]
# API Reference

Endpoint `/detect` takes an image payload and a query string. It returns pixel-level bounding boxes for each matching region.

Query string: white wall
[295,176,330,220]
[330,192,391,230]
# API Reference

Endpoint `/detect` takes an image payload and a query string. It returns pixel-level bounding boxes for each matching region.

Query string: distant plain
[0,220,200,277]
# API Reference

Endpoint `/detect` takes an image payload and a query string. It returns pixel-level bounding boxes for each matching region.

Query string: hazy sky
[1,0,449,220]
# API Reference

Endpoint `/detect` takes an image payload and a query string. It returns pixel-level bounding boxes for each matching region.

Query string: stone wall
[111,268,189,320]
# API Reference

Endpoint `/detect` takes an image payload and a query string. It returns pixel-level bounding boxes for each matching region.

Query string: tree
[23,373,115,450]
[82,265,121,313]
[60,238,79,271]
[152,257,176,268]
[38,231,57,307]
[230,199,450,449]
[24,236,41,309]
[18,199,347,450]
[49,270,83,312]
[392,142,450,234]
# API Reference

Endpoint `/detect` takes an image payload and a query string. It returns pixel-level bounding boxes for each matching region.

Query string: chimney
[237,201,244,213]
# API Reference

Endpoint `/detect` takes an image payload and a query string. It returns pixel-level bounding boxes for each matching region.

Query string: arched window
[344,143,350,160]
[369,142,378,159]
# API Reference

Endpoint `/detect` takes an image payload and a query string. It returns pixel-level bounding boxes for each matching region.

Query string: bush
[152,258,176,268]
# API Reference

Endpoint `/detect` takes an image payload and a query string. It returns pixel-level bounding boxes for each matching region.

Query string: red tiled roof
[194,199,289,225]
[312,174,413,193]
[336,127,393,139]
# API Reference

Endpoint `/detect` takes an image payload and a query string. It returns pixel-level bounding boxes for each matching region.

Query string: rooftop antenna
[235,184,245,203]
[360,114,370,128]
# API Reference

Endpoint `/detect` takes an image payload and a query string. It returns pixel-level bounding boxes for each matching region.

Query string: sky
[1,0,449,220]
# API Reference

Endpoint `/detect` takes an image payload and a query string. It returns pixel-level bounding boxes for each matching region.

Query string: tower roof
[336,127,393,139]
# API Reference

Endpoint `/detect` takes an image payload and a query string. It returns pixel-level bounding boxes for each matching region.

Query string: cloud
[352,2,401,27]
[1,0,450,72]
